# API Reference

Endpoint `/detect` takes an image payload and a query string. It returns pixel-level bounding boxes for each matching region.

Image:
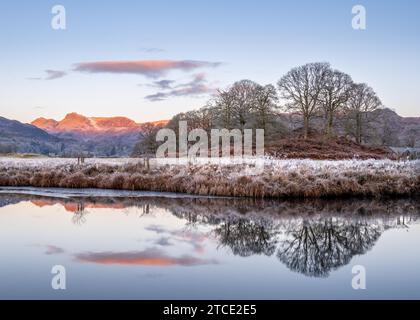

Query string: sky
[0,0,419,123]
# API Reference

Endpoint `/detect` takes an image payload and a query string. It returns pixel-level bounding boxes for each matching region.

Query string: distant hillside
[0,115,137,156]
[367,108,420,147]
[30,113,169,156]
[0,114,168,156]
[0,116,65,154]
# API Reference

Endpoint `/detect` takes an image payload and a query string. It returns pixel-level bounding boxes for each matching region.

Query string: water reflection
[214,219,279,257]
[75,248,218,267]
[277,218,382,277]
[1,193,418,279]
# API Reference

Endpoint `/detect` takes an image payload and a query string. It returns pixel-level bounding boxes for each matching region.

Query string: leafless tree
[277,62,330,139]
[320,70,353,137]
[215,87,236,130]
[252,84,279,136]
[131,122,165,157]
[177,106,216,133]
[346,83,382,144]
[215,80,277,135]
[230,80,259,132]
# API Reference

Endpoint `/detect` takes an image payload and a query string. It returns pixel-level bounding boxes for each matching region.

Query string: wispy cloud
[145,225,207,254]
[45,70,67,80]
[28,70,67,81]
[75,248,217,266]
[45,245,65,255]
[144,92,167,101]
[145,73,216,101]
[74,60,221,78]
[155,237,173,246]
[145,225,166,234]
[146,79,176,89]
[139,47,165,53]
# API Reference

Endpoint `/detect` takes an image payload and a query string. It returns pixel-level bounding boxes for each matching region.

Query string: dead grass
[0,158,418,198]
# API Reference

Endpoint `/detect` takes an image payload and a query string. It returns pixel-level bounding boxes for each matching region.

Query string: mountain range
[0,113,167,156]
[32,113,142,136]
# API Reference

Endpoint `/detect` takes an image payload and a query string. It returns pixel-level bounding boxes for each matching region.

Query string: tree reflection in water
[214,218,279,257]
[169,198,419,277]
[276,218,382,277]
[72,202,89,225]
[1,193,418,277]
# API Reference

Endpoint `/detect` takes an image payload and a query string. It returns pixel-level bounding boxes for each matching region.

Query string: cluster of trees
[160,80,285,143]
[133,62,387,156]
[278,62,382,141]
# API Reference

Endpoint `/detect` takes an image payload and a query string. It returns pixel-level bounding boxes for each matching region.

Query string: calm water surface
[0,187,419,299]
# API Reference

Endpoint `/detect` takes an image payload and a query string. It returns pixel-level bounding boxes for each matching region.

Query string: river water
[0,187,419,299]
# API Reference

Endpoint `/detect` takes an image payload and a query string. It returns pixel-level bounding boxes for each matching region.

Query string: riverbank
[0,157,418,198]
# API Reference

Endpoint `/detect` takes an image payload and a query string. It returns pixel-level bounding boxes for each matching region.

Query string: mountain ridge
[32,113,169,138]
[32,112,142,135]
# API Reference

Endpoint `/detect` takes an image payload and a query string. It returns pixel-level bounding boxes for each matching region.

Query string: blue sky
[0,0,419,123]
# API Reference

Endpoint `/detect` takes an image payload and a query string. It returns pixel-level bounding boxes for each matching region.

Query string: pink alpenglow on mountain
[31,118,59,132]
[31,113,166,136]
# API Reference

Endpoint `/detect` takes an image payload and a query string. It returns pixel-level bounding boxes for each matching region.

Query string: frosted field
[0,156,418,176]
[0,157,139,168]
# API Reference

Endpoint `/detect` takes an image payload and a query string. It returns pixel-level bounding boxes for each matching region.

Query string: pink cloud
[74,60,221,78]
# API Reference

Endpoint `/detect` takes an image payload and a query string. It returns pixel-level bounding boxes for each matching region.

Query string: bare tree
[230,80,259,132]
[252,84,278,136]
[195,105,217,134]
[346,83,382,144]
[176,106,216,133]
[131,122,164,157]
[215,88,235,130]
[320,70,353,137]
[277,62,330,139]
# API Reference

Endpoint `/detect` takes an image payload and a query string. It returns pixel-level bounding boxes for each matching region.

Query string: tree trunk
[261,110,267,139]
[303,116,309,139]
[356,113,362,144]
[326,111,334,138]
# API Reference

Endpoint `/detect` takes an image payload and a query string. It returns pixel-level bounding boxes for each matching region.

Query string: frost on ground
[0,157,418,198]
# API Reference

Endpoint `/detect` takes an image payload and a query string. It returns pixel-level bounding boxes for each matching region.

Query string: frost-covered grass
[0,157,138,168]
[0,157,418,198]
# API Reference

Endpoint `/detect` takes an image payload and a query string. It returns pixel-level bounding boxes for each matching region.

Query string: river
[0,187,419,299]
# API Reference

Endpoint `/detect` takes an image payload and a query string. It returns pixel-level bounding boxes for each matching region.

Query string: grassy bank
[0,157,418,198]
